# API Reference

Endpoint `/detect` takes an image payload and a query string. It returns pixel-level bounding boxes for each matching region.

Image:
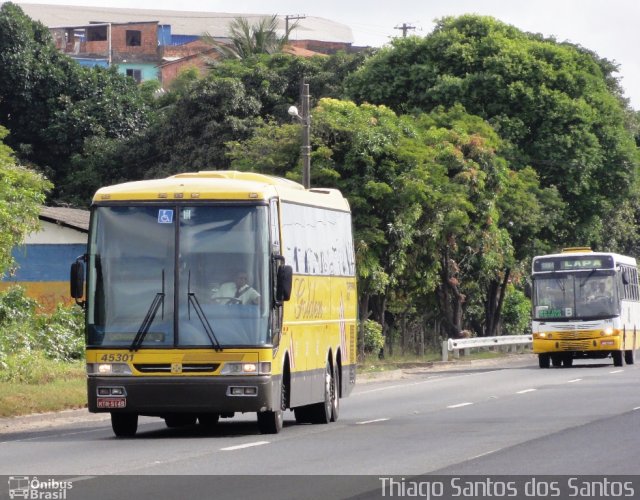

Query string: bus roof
[92,171,351,211]
[532,249,637,271]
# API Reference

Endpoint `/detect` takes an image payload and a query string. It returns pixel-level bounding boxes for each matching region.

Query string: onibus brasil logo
[8,476,73,499]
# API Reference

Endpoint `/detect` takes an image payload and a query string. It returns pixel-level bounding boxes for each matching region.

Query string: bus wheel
[257,409,283,434]
[624,349,635,365]
[562,355,573,368]
[308,361,332,424]
[538,354,550,369]
[257,376,286,434]
[551,355,562,367]
[330,363,339,422]
[111,413,138,437]
[612,351,624,367]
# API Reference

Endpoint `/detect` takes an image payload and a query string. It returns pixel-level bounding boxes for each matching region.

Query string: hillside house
[18,3,356,88]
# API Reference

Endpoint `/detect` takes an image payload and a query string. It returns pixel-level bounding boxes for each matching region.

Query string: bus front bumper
[532,336,621,355]
[87,375,279,415]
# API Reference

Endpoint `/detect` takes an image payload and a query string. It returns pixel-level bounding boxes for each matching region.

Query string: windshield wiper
[187,270,222,351]
[130,270,165,352]
[580,268,598,288]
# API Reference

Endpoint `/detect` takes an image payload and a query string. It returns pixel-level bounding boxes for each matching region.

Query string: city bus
[70,171,357,436]
[530,248,640,368]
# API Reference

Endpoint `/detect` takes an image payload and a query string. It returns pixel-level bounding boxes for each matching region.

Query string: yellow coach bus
[70,171,357,437]
[531,248,640,368]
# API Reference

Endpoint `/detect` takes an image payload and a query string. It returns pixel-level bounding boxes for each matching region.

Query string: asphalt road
[1,354,639,499]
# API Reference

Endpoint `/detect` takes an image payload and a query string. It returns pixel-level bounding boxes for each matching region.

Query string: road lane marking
[610,370,624,374]
[516,388,537,394]
[355,370,498,396]
[470,449,500,460]
[447,402,473,409]
[221,441,269,451]
[634,407,640,411]
[567,378,582,383]
[356,418,390,425]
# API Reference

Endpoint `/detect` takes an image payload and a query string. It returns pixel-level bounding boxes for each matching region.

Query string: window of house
[126,69,142,84]
[86,26,107,42]
[126,30,141,46]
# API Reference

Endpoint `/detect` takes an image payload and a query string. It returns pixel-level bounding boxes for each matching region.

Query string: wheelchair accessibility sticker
[158,209,174,224]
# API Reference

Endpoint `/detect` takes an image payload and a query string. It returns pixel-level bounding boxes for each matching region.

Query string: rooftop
[15,3,354,44]
[40,206,90,232]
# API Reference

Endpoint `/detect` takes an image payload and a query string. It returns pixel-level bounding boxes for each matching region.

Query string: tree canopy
[346,15,640,250]
[2,8,639,344]
[0,126,51,277]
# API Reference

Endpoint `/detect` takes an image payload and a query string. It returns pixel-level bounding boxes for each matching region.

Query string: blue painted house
[0,207,89,312]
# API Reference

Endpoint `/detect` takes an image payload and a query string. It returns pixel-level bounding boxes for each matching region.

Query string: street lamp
[288,82,311,189]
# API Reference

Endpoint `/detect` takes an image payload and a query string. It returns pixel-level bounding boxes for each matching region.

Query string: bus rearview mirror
[276,265,293,302]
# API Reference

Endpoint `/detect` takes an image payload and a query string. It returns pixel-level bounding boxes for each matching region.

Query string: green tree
[346,15,639,251]
[0,126,51,276]
[205,15,298,60]
[0,2,150,201]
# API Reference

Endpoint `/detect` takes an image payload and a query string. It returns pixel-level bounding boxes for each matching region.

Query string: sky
[13,0,640,109]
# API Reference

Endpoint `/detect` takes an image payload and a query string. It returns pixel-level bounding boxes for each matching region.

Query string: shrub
[501,284,531,335]
[362,319,384,354]
[0,286,84,364]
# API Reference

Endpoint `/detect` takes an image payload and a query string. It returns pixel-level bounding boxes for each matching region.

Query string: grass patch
[0,378,86,417]
[0,355,86,417]
[358,351,442,373]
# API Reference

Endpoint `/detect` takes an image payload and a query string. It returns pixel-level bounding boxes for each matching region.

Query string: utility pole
[285,14,306,35]
[394,23,416,37]
[300,81,311,189]
[288,79,311,189]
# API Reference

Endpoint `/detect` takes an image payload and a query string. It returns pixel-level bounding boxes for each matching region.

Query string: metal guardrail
[442,335,533,361]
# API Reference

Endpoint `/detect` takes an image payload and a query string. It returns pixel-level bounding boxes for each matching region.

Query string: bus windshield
[86,204,270,348]
[532,271,619,320]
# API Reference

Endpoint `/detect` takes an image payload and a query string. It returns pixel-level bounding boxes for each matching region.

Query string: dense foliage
[0,2,151,202]
[0,286,84,379]
[0,125,51,277]
[1,3,639,352]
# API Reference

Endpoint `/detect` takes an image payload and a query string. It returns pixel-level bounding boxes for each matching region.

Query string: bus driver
[212,271,260,305]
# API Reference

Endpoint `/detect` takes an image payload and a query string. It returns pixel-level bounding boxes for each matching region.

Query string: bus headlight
[601,327,614,336]
[87,363,133,376]
[533,333,547,339]
[220,362,271,375]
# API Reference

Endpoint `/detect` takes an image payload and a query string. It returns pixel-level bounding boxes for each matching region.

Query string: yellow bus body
[83,171,357,435]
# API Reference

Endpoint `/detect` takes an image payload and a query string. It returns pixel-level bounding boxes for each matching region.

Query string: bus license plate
[97,398,126,409]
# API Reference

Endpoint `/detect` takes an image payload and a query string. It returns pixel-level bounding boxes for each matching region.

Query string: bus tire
[538,354,550,368]
[624,349,635,365]
[111,413,138,437]
[257,376,286,434]
[257,409,283,434]
[562,355,573,368]
[309,361,333,424]
[551,355,562,367]
[612,351,624,367]
[330,363,339,422]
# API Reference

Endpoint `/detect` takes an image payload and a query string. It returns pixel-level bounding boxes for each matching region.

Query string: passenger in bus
[212,271,260,305]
